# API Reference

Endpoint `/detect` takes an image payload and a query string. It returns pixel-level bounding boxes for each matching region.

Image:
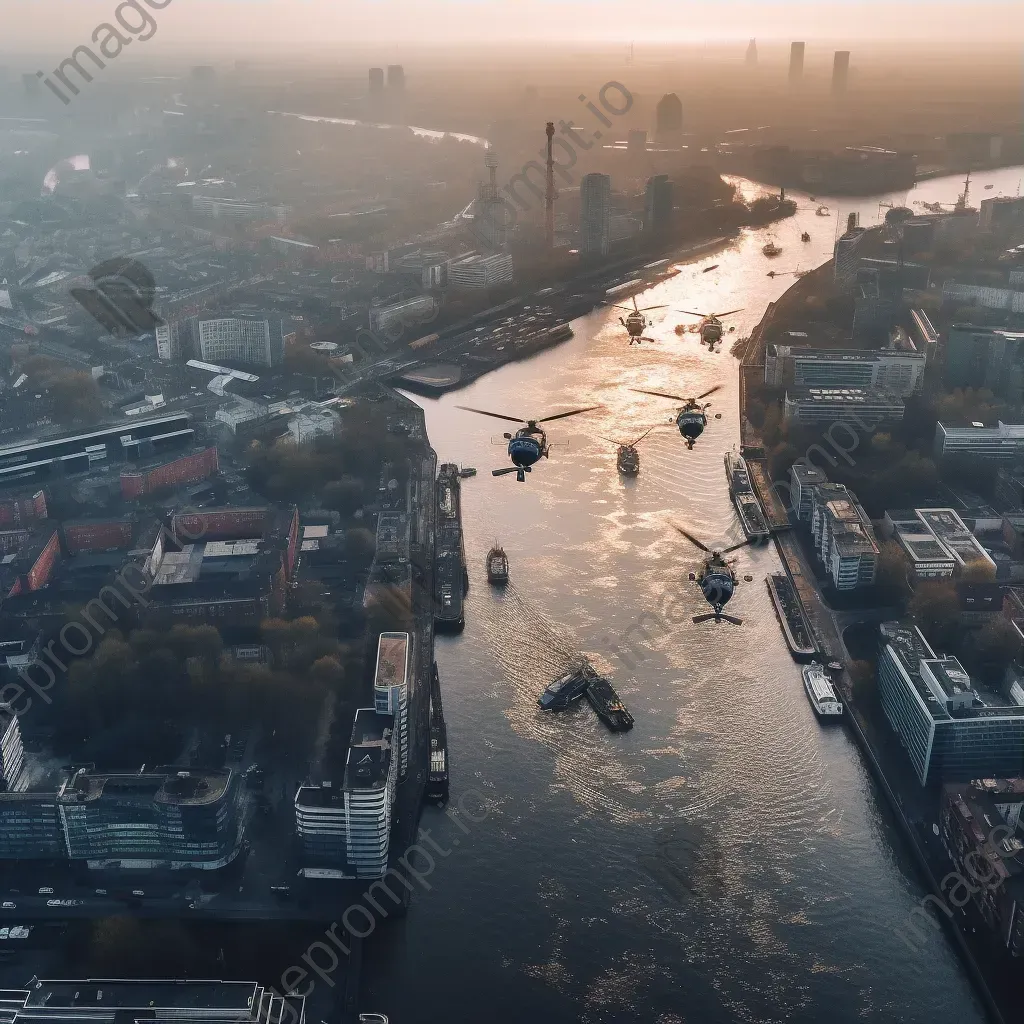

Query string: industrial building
[580,173,611,256]
[0,979,305,1024]
[810,483,878,590]
[447,253,514,290]
[934,421,1024,462]
[940,779,1024,957]
[293,708,398,880]
[878,621,1024,785]
[783,387,904,427]
[765,343,925,395]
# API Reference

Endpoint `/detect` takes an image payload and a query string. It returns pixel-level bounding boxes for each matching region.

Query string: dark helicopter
[456,404,601,481]
[676,308,744,350]
[600,427,654,476]
[630,385,722,449]
[671,525,760,625]
[604,296,669,344]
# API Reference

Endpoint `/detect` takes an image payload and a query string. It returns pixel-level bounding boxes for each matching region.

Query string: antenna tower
[545,122,556,250]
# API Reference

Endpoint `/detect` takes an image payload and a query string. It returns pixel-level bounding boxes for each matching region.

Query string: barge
[724,451,770,541]
[766,572,818,661]
[540,657,634,731]
[435,464,467,632]
[585,673,634,732]
[426,662,450,801]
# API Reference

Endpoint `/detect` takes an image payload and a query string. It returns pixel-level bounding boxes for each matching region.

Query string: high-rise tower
[545,122,556,250]
[580,173,611,256]
[475,147,506,250]
[789,42,805,84]
[745,39,758,66]
[832,51,850,95]
[369,67,384,94]
[387,65,405,91]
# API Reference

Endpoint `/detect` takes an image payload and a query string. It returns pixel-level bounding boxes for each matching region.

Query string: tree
[961,559,996,583]
[909,581,960,643]
[849,659,876,704]
[973,618,1023,680]
[875,541,912,604]
[345,526,376,565]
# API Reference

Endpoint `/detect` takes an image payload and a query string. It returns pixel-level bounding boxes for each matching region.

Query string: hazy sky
[5,0,1022,55]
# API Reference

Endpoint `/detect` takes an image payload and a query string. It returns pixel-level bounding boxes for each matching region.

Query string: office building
[0,704,24,791]
[765,344,925,395]
[980,195,1024,234]
[375,631,410,778]
[833,215,866,288]
[628,129,648,154]
[655,94,683,141]
[909,308,939,361]
[644,175,673,235]
[914,508,997,577]
[580,173,611,256]
[810,483,878,590]
[155,314,198,361]
[940,779,1024,957]
[447,252,514,289]
[387,65,405,90]
[878,621,1024,785]
[883,510,958,579]
[789,463,829,522]
[783,387,904,427]
[831,51,850,94]
[369,296,436,338]
[369,67,384,94]
[0,791,64,858]
[788,42,805,83]
[945,325,1024,401]
[996,464,1024,511]
[0,980,305,1024]
[934,421,1024,462]
[902,217,937,253]
[294,708,397,879]
[198,315,287,368]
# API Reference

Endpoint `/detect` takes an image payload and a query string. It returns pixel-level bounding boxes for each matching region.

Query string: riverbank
[737,276,1009,1024]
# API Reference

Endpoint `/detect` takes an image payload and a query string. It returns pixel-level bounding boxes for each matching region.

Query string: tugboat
[459,466,477,478]
[602,428,652,476]
[538,659,592,709]
[486,542,509,586]
[801,231,811,242]
[762,240,782,257]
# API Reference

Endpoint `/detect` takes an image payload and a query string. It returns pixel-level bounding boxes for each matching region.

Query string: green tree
[875,541,912,604]
[909,581,960,643]
[973,618,1023,680]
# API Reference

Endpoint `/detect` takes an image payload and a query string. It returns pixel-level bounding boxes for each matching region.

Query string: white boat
[802,665,843,718]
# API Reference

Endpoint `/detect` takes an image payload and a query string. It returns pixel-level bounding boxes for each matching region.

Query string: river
[360,166,1024,1024]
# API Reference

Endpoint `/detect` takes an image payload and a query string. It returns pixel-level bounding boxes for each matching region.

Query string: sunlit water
[360,167,1024,1024]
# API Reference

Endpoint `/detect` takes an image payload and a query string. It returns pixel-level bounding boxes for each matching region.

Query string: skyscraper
[655,93,683,143]
[369,67,384,94]
[387,65,405,91]
[644,175,673,235]
[832,51,850,95]
[580,173,611,257]
[745,39,758,66]
[474,147,506,250]
[789,42,805,84]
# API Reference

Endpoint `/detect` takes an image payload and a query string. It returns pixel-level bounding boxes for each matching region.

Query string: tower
[832,51,850,95]
[655,94,683,143]
[369,67,384,95]
[475,147,506,250]
[789,42,805,84]
[644,175,673,236]
[745,39,758,66]
[387,65,405,91]
[580,173,611,257]
[545,122,556,251]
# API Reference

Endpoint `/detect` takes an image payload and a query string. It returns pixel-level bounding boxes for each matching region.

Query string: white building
[934,421,1024,461]
[289,410,338,445]
[0,704,24,791]
[789,463,829,522]
[811,483,878,590]
[368,295,436,338]
[766,344,925,395]
[447,252,514,289]
[198,316,286,367]
[155,315,198,361]
[783,387,904,427]
[914,508,997,577]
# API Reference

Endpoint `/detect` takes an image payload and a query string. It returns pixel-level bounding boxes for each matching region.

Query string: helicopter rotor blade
[630,388,688,403]
[457,406,524,424]
[692,613,719,624]
[599,436,627,448]
[675,310,707,318]
[713,308,744,318]
[671,525,710,552]
[721,614,744,626]
[632,296,640,312]
[629,427,655,446]
[537,405,602,424]
[694,385,723,402]
[721,537,756,555]
[638,304,669,312]
[491,467,521,477]
[604,302,638,312]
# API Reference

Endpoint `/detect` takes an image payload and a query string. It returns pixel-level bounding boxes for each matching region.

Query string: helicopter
[456,404,601,481]
[599,427,654,476]
[604,296,669,344]
[671,525,761,625]
[675,308,744,350]
[629,385,722,449]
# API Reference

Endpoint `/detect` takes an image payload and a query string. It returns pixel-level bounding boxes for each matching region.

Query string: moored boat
[802,664,843,718]
[766,572,818,661]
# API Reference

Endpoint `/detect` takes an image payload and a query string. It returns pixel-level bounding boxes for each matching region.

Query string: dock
[434,463,467,632]
[426,661,449,802]
[766,572,818,661]
[585,674,634,732]
[746,458,792,533]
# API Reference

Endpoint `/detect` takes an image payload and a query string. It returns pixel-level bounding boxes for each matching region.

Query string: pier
[434,463,467,632]
[426,661,450,802]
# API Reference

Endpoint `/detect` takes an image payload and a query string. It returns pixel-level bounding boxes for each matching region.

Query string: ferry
[762,240,782,257]
[539,661,591,710]
[724,451,769,541]
[486,543,509,585]
[802,664,843,718]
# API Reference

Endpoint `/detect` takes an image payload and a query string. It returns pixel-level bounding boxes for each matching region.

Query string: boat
[539,660,592,710]
[486,542,509,586]
[616,445,640,475]
[985,184,994,189]
[802,664,843,718]
[762,240,781,257]
[702,264,718,273]
[459,466,477,478]
[585,672,634,731]
[801,231,811,242]
[426,662,449,802]
[724,451,769,541]
[815,205,831,216]
[766,573,818,661]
